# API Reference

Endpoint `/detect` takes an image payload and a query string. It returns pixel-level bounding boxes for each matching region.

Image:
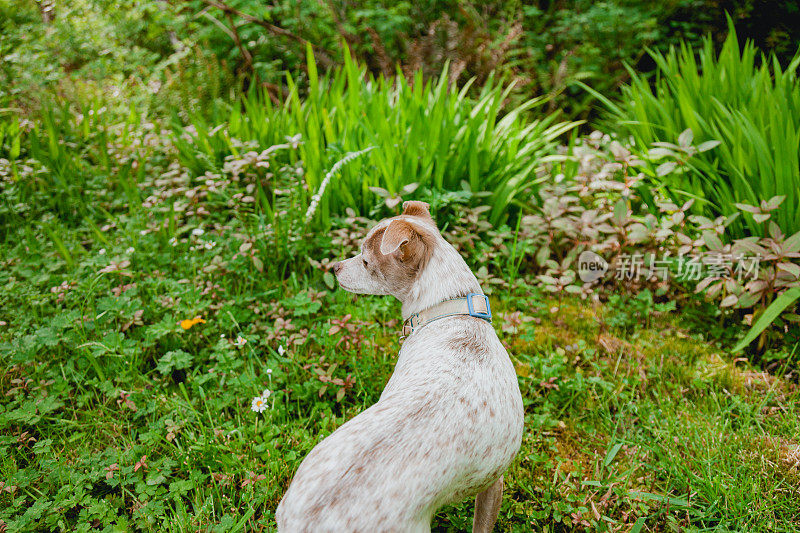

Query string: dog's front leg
[472,475,503,533]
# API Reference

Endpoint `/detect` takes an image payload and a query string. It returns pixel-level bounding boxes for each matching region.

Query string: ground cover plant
[2,2,800,531]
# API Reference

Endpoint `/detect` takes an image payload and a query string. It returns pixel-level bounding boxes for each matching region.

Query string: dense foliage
[598,24,800,239]
[4,0,799,119]
[174,47,581,228]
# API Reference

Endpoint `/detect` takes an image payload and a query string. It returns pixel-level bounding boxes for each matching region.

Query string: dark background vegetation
[3,0,799,118]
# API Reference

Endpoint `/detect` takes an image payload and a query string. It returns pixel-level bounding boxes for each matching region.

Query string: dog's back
[276,317,523,532]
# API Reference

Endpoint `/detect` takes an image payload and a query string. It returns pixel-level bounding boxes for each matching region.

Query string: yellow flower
[180,317,206,330]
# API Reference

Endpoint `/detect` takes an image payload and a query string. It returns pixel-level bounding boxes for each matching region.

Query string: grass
[501,299,800,531]
[2,208,799,530]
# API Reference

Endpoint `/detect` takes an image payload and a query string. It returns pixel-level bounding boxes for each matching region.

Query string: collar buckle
[401,313,418,338]
[466,293,492,321]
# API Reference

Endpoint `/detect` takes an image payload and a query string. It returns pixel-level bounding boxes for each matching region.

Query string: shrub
[520,131,800,352]
[595,22,800,239]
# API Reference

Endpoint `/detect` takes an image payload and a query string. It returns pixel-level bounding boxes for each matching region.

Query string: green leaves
[176,50,581,228]
[606,22,800,238]
[281,291,322,317]
[156,350,193,375]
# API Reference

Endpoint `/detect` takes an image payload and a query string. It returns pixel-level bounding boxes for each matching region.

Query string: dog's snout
[332,261,343,275]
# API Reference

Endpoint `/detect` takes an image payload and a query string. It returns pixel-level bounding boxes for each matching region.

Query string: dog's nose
[332,262,343,274]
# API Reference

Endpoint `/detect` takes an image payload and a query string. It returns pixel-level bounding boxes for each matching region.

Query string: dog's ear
[379,219,424,262]
[380,219,414,255]
[401,201,432,221]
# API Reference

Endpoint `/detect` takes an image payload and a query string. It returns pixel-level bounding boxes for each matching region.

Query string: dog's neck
[400,239,483,320]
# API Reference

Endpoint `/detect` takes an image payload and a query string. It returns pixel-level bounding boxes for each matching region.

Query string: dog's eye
[362,258,368,268]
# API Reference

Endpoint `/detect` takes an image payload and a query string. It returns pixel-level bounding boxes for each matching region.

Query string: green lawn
[2,220,798,530]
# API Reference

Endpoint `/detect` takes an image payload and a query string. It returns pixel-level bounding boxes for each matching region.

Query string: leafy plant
[522,131,800,352]
[605,289,676,332]
[733,287,800,353]
[593,20,800,238]
[173,44,582,228]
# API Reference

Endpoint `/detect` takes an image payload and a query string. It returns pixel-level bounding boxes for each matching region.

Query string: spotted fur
[277,201,524,532]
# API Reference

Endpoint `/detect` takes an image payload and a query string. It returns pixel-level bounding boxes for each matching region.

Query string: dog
[276,201,524,532]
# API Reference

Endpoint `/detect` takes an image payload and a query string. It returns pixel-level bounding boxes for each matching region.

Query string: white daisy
[277,345,285,356]
[192,228,204,236]
[266,368,273,375]
[233,335,247,347]
[251,396,267,413]
[261,389,271,399]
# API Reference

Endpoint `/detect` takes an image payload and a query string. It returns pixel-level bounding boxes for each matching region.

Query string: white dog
[276,201,524,532]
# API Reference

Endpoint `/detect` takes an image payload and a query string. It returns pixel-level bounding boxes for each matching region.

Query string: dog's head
[332,201,437,298]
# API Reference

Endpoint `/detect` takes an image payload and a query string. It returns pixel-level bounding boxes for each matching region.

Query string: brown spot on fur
[306,501,325,523]
[359,437,392,466]
[447,331,485,354]
[407,399,432,421]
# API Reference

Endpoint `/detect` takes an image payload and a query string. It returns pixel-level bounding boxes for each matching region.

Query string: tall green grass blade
[599,20,800,238]
[732,287,800,352]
